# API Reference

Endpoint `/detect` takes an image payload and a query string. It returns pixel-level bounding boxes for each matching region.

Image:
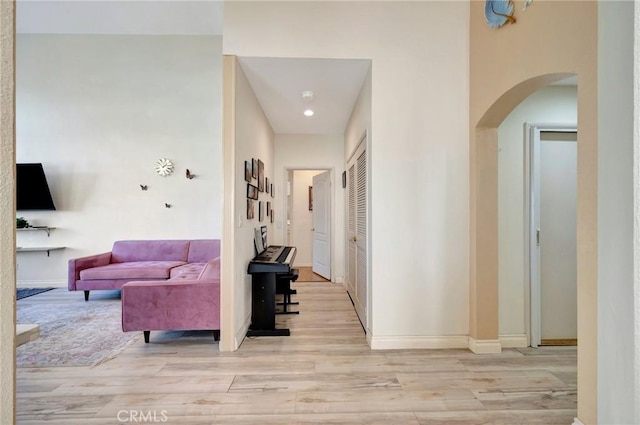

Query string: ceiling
[238,57,371,135]
[17,0,368,135]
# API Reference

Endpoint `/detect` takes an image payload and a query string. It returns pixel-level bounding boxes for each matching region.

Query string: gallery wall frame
[247,199,254,220]
[258,159,265,192]
[244,161,252,183]
[247,183,259,200]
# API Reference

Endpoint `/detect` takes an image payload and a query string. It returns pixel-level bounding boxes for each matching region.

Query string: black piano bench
[276,268,299,315]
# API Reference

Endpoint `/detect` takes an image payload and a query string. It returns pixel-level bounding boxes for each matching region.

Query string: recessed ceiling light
[304,109,314,117]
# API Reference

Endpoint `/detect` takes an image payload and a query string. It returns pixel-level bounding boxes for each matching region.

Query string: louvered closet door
[346,138,367,328]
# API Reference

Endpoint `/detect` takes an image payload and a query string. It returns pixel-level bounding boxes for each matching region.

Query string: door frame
[283,166,335,280]
[524,123,577,347]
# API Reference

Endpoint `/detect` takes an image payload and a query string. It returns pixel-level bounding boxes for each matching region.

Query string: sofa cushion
[169,263,205,280]
[111,240,190,263]
[187,239,221,263]
[197,257,221,280]
[79,261,186,280]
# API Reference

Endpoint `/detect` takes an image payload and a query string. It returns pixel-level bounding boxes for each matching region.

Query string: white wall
[597,1,639,423]
[232,60,275,345]
[497,86,577,342]
[16,34,222,286]
[224,1,470,345]
[290,170,323,267]
[274,134,345,282]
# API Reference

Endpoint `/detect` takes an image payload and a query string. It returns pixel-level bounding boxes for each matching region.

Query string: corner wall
[16,35,222,286]
[224,57,275,348]
[597,2,638,423]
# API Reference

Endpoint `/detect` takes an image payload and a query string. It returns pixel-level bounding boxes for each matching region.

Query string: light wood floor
[296,266,330,282]
[16,281,576,424]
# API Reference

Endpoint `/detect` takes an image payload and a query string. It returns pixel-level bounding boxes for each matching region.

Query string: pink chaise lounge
[121,256,221,343]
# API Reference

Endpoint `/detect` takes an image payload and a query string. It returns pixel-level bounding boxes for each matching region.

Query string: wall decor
[252,158,258,178]
[266,201,271,216]
[270,209,274,223]
[140,184,148,191]
[342,171,347,188]
[257,159,265,192]
[155,158,174,176]
[164,203,172,208]
[270,184,274,198]
[259,201,264,222]
[484,0,516,28]
[265,177,270,193]
[244,161,252,182]
[308,186,313,211]
[247,183,259,200]
[247,199,255,219]
[185,169,195,179]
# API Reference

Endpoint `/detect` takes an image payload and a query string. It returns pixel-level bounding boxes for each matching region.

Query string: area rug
[16,288,55,300]
[17,294,142,367]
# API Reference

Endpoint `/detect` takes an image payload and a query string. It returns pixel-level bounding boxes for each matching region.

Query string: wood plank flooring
[16,281,576,424]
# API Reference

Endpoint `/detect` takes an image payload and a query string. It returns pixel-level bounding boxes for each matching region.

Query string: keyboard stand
[246,271,291,337]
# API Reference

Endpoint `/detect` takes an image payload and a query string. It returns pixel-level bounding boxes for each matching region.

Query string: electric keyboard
[248,245,296,274]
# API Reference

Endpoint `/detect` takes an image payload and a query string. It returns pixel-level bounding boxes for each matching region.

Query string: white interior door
[530,129,577,345]
[312,171,331,279]
[346,138,367,327]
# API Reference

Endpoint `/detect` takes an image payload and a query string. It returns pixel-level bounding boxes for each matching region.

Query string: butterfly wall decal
[185,169,195,179]
[165,203,172,208]
[140,184,148,191]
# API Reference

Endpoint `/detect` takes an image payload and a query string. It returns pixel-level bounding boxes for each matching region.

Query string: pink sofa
[68,239,220,301]
[121,256,221,343]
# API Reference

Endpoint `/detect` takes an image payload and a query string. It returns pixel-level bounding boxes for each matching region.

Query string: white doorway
[526,124,577,347]
[286,169,332,280]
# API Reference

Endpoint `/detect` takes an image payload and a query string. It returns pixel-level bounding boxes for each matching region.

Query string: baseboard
[234,314,251,350]
[468,337,502,354]
[499,333,528,348]
[572,418,585,425]
[370,335,469,350]
[17,279,66,288]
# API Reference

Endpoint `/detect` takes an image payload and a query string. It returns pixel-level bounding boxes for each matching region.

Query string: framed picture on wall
[266,177,270,193]
[258,201,264,222]
[270,209,274,223]
[258,159,265,192]
[266,201,271,216]
[247,183,259,200]
[244,161,252,183]
[271,184,274,198]
[252,158,258,178]
[247,199,255,220]
[308,186,313,211]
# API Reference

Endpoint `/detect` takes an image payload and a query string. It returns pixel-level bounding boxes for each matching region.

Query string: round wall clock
[155,158,174,176]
